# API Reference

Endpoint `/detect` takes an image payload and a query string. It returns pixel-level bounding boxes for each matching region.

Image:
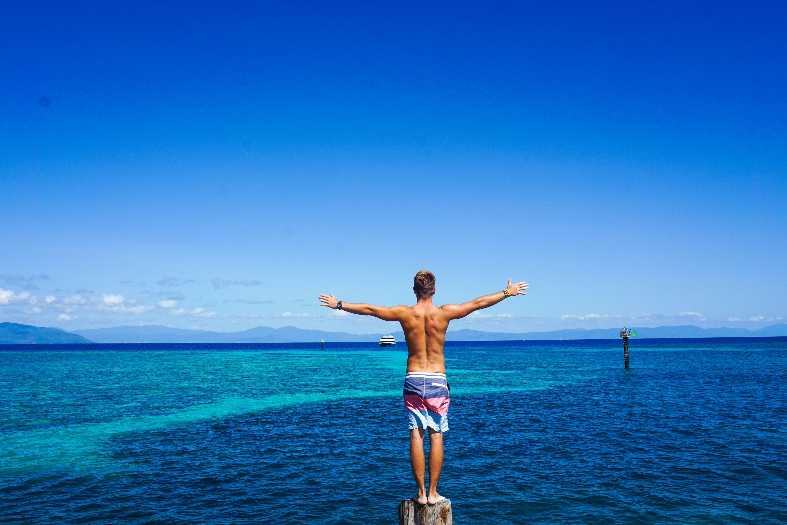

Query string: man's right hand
[319,294,339,309]
[504,280,529,297]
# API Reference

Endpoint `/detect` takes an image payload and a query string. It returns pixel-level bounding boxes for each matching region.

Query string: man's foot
[413,495,428,505]
[427,493,447,505]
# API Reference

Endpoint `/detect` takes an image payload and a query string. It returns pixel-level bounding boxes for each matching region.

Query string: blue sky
[2,2,786,333]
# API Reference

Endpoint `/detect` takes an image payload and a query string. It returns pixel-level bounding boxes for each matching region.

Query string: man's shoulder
[436,303,457,313]
[393,305,417,317]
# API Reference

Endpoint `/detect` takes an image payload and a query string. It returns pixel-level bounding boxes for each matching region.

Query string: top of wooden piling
[399,498,452,525]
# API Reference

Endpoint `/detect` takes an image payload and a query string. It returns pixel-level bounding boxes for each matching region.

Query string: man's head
[413,270,436,300]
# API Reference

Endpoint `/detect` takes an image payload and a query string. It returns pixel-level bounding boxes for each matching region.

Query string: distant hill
[76,325,227,343]
[751,324,787,337]
[76,324,378,343]
[0,322,92,344]
[74,323,787,343]
[444,324,787,340]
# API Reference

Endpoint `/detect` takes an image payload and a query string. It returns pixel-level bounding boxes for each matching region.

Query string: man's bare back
[318,274,528,373]
[398,302,449,373]
[319,270,528,505]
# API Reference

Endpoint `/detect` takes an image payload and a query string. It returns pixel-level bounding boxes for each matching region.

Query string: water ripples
[1,342,785,523]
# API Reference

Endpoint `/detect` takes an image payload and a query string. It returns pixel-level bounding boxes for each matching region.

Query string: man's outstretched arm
[441,280,528,320]
[319,294,405,321]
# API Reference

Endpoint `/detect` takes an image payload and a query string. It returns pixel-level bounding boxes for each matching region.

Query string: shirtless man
[319,270,528,505]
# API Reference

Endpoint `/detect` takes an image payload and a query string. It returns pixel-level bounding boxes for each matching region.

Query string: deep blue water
[1,339,785,524]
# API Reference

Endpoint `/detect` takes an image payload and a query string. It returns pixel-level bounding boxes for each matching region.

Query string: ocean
[1,339,785,524]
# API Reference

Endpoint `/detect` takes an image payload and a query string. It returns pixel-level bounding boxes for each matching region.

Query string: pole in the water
[620,327,631,369]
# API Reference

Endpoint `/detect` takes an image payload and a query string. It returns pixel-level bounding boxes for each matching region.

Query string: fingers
[319,292,339,310]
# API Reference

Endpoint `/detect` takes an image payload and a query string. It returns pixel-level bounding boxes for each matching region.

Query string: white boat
[378,335,396,346]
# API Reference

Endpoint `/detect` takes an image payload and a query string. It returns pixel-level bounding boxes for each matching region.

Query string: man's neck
[415,298,434,307]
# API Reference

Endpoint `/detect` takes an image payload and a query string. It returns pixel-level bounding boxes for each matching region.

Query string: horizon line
[3,335,787,347]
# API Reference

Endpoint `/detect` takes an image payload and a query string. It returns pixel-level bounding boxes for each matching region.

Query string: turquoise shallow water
[1,339,785,523]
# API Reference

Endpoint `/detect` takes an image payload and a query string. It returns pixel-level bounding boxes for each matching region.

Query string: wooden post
[620,328,630,369]
[399,499,452,525]
[623,334,629,369]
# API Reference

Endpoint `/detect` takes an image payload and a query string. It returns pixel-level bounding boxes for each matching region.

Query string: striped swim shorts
[403,372,450,433]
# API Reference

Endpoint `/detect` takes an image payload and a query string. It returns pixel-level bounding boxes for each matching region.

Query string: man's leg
[427,429,444,502]
[409,428,427,503]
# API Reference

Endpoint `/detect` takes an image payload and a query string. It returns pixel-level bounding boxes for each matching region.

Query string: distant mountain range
[65,322,787,343]
[2,322,786,344]
[457,324,787,341]
[0,322,92,344]
[75,325,376,343]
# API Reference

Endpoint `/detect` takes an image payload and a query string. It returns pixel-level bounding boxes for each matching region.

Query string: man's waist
[405,371,446,378]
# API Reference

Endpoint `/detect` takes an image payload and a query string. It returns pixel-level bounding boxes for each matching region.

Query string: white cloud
[281,311,311,318]
[0,289,33,305]
[472,312,513,319]
[748,315,766,322]
[103,294,125,306]
[58,313,73,321]
[0,288,14,304]
[679,311,705,319]
[158,299,177,309]
[97,294,153,315]
[561,313,616,321]
[333,309,350,317]
[173,307,216,318]
[190,307,216,318]
[45,295,56,304]
[124,305,151,314]
[64,294,87,305]
[559,312,715,324]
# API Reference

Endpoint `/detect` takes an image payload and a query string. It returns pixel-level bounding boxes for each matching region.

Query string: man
[319,270,528,505]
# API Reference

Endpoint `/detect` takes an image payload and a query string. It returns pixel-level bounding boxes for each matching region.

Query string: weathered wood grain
[398,499,452,525]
